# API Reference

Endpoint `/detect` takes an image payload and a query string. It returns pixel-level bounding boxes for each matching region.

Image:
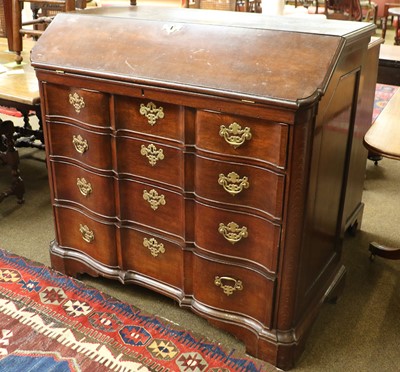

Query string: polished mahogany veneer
[31,7,377,369]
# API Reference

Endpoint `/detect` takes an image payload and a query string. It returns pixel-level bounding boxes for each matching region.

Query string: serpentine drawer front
[31,8,377,370]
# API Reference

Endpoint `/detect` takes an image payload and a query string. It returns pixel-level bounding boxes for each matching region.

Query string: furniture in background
[185,0,236,10]
[0,119,25,204]
[363,88,400,260]
[377,42,400,84]
[31,7,376,370]
[11,0,77,63]
[324,0,363,19]
[380,2,400,39]
[0,38,43,149]
[384,7,400,43]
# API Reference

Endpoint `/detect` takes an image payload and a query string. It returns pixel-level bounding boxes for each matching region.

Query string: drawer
[47,122,112,170]
[195,155,285,220]
[115,96,184,142]
[55,207,118,267]
[44,84,110,127]
[196,110,288,169]
[116,136,184,188]
[119,180,185,238]
[52,162,115,217]
[192,254,274,326]
[121,228,183,289]
[194,202,280,273]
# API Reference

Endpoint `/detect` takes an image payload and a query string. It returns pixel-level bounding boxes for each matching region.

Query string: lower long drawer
[192,253,275,327]
[54,206,118,267]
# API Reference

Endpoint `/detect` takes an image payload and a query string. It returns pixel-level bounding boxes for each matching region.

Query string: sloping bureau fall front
[31,7,376,370]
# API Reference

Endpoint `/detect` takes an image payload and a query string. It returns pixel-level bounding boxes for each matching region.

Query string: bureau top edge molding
[34,63,318,111]
[30,10,372,108]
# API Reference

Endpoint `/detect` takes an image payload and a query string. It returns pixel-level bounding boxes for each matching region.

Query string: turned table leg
[0,119,25,204]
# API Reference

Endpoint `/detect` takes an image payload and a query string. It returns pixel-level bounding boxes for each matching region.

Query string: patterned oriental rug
[0,249,270,372]
[372,83,399,123]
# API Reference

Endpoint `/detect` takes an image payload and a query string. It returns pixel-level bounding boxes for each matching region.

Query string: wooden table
[0,37,41,204]
[0,38,42,139]
[364,88,400,259]
[388,7,400,45]
[377,42,400,85]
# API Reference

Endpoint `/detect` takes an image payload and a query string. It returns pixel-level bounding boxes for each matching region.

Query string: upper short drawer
[47,122,112,170]
[51,161,115,217]
[115,96,184,142]
[196,110,289,169]
[43,84,110,127]
[116,136,184,189]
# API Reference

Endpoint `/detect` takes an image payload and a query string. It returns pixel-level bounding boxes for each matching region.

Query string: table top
[0,38,40,106]
[388,7,400,16]
[364,88,400,160]
[379,42,400,62]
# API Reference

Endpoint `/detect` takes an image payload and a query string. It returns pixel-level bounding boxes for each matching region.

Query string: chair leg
[0,119,25,204]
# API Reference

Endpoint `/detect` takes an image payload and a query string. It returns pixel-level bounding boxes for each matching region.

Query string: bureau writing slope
[31,7,376,370]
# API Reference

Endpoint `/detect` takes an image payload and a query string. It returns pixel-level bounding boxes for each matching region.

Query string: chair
[381,2,400,41]
[325,0,363,19]
[0,119,25,204]
[11,0,78,63]
[185,0,237,11]
[235,0,262,12]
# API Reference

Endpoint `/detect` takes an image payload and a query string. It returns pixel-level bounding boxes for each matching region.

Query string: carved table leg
[0,119,25,204]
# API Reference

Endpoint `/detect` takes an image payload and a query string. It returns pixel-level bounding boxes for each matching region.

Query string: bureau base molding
[49,240,347,371]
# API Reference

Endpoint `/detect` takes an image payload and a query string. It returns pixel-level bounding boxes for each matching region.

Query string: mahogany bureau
[31,7,377,370]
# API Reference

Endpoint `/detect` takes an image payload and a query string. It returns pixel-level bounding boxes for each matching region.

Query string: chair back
[325,0,363,20]
[188,0,237,11]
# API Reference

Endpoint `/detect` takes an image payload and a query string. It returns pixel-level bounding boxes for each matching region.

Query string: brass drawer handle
[219,122,252,149]
[139,102,165,126]
[143,237,165,257]
[69,92,85,113]
[214,276,243,296]
[79,224,94,243]
[218,172,249,196]
[143,189,166,210]
[72,134,88,154]
[140,144,165,166]
[218,222,248,244]
[76,177,92,197]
